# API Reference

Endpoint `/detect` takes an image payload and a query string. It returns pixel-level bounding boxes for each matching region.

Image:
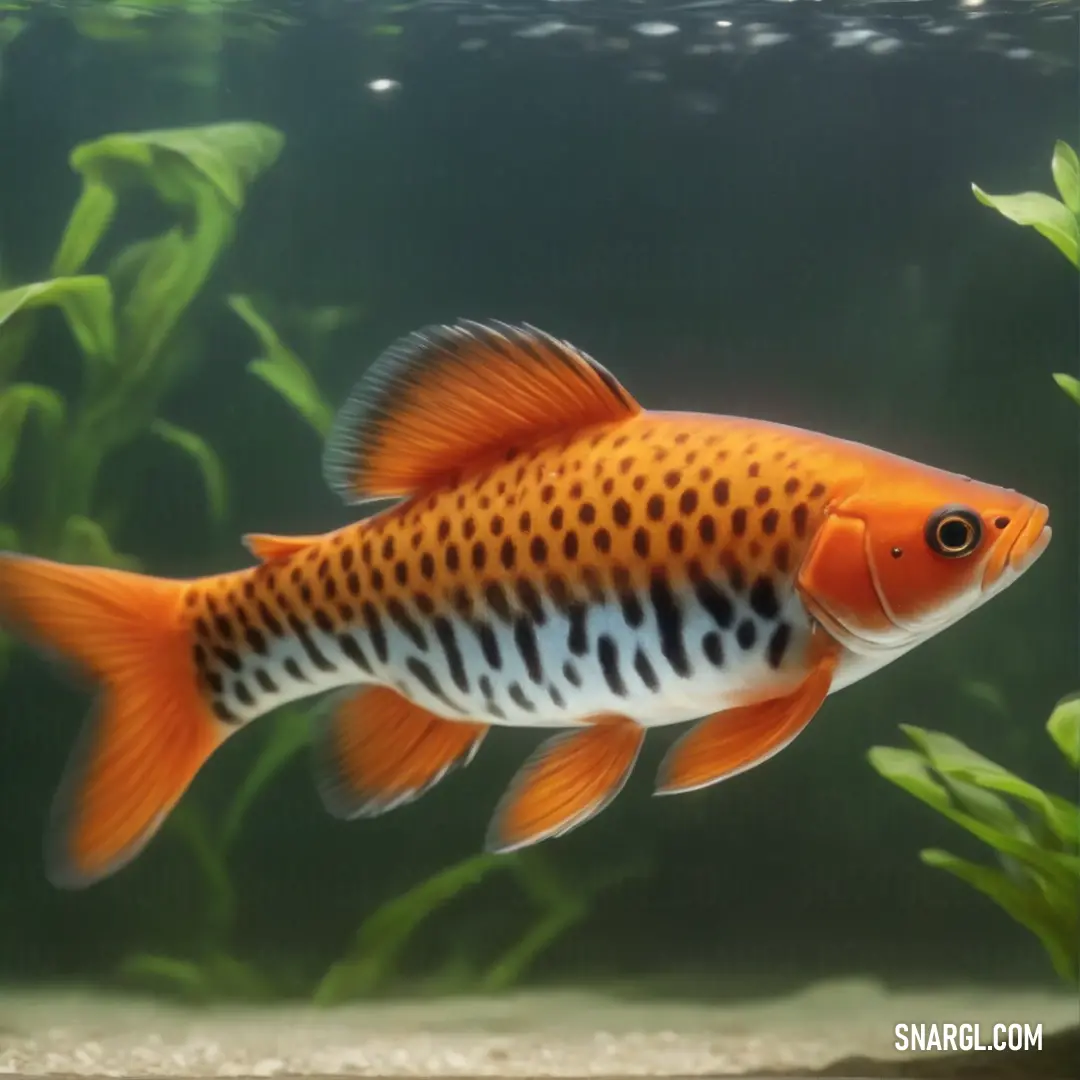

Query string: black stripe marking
[766,622,791,669]
[433,616,469,693]
[406,656,463,713]
[619,588,645,629]
[234,680,254,707]
[288,614,337,673]
[313,608,334,634]
[563,660,582,687]
[339,632,372,674]
[255,668,278,694]
[258,601,283,637]
[363,602,389,663]
[514,617,543,684]
[749,575,780,620]
[515,578,547,625]
[692,571,734,630]
[508,682,536,712]
[485,582,513,623]
[548,683,566,709]
[736,619,757,650]
[213,700,239,723]
[474,620,502,669]
[284,657,309,682]
[598,635,628,697]
[634,648,660,691]
[567,603,588,656]
[213,646,242,673]
[387,597,427,650]
[650,571,690,678]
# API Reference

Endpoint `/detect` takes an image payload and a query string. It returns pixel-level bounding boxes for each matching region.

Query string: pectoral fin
[655,643,838,795]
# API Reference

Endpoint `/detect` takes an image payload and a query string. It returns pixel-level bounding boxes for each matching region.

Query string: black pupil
[939,518,971,550]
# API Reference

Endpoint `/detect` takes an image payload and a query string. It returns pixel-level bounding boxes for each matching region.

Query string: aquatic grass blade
[1052,373,1080,406]
[228,294,334,437]
[0,278,115,381]
[314,853,511,1004]
[149,419,228,522]
[0,384,66,490]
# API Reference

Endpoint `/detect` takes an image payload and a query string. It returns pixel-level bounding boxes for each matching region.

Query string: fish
[0,320,1051,888]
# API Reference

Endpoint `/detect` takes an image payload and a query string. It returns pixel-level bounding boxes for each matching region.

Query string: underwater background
[0,0,1076,1011]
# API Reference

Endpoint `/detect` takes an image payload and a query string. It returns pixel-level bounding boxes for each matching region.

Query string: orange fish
[0,322,1051,887]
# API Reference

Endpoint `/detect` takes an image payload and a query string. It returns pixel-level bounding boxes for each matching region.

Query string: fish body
[0,321,1051,885]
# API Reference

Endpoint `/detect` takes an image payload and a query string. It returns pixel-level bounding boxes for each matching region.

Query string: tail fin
[0,553,224,887]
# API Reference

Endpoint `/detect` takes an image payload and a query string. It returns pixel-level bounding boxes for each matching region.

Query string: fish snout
[983,501,1051,590]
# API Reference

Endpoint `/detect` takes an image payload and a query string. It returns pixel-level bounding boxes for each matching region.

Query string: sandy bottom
[0,979,1075,1077]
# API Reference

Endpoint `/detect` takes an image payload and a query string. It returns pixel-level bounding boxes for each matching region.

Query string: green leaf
[0,384,66,489]
[52,123,283,403]
[228,294,334,437]
[65,121,285,215]
[972,184,1080,268]
[1052,141,1080,215]
[149,419,228,522]
[869,733,1079,888]
[901,725,1077,846]
[1047,693,1080,769]
[1053,372,1080,406]
[920,849,1078,984]
[0,277,115,373]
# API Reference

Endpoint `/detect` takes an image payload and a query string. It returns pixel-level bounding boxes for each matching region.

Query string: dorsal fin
[243,532,323,563]
[321,320,642,505]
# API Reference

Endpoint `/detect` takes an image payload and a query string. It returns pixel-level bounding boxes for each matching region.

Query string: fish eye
[925,506,983,558]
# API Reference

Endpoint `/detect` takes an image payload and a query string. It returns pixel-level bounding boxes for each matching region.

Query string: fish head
[797,455,1050,656]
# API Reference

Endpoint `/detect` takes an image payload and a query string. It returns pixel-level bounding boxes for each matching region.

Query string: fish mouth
[983,502,1051,591]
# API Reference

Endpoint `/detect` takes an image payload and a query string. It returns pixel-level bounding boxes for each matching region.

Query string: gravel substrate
[0,978,1075,1077]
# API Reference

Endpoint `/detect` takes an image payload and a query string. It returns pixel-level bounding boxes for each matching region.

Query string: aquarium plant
[868,698,1079,985]
[314,845,650,1004]
[0,122,282,688]
[973,138,1080,405]
[0,121,283,564]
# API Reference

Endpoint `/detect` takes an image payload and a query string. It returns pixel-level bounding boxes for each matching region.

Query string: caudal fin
[0,553,224,887]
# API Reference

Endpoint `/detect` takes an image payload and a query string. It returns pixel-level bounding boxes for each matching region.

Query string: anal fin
[243,533,325,563]
[314,686,488,818]
[485,717,645,854]
[655,644,838,795]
